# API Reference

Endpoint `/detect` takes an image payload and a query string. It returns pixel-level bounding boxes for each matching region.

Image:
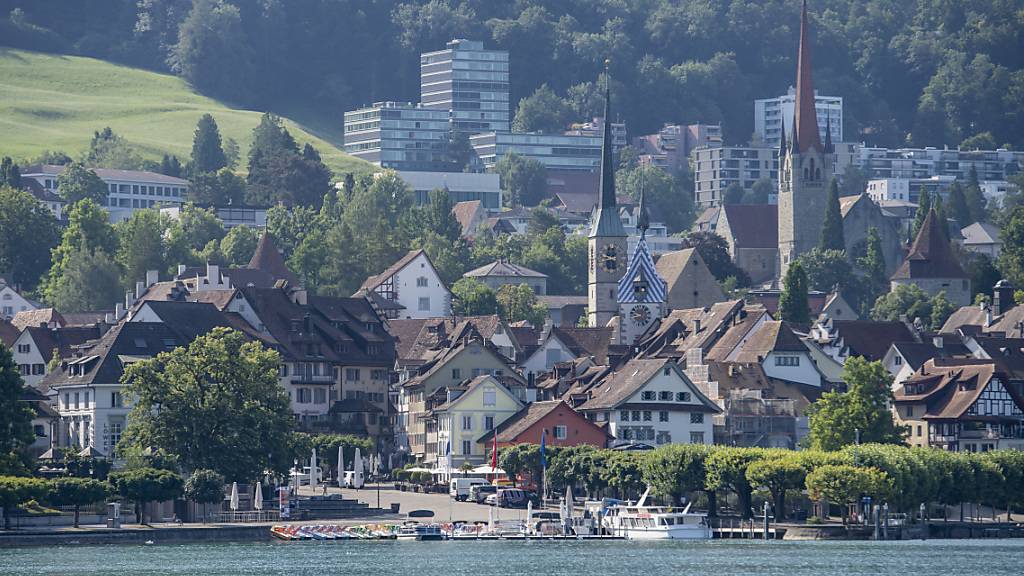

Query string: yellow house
[427,375,524,469]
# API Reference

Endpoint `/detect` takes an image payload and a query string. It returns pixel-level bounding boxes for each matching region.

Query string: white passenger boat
[396,523,446,541]
[602,489,712,540]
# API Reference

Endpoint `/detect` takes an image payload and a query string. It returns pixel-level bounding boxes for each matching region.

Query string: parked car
[489,488,530,509]
[470,484,497,504]
[449,477,487,501]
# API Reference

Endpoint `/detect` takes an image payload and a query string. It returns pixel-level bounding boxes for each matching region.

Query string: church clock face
[601,244,619,272]
[630,304,651,326]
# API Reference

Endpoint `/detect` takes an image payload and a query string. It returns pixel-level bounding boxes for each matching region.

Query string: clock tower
[588,71,627,328]
[617,181,666,345]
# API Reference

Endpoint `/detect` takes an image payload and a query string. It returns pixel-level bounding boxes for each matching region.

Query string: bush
[0,476,49,528]
[48,477,109,527]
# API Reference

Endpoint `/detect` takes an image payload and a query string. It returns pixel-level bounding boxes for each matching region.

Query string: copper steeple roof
[794,0,823,154]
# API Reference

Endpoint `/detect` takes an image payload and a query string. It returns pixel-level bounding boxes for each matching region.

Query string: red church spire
[794,0,823,154]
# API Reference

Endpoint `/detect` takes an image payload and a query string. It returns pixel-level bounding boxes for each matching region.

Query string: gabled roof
[21,178,62,203]
[577,358,719,412]
[705,306,770,361]
[891,339,970,371]
[734,321,808,363]
[641,300,747,358]
[12,308,64,331]
[839,194,866,217]
[829,320,916,362]
[464,260,547,279]
[433,375,523,414]
[248,232,300,287]
[477,399,608,444]
[942,302,1024,338]
[617,235,667,304]
[961,222,1002,246]
[43,322,188,388]
[360,249,433,291]
[721,205,778,249]
[23,325,102,364]
[549,326,618,365]
[895,359,1023,420]
[390,315,513,362]
[0,319,19,347]
[694,207,720,230]
[892,209,967,280]
[452,200,484,236]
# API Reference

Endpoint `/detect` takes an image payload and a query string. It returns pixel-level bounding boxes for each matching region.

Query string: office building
[470,131,602,172]
[343,102,451,172]
[420,39,510,135]
[856,147,1023,181]
[396,171,502,211]
[692,145,779,208]
[754,87,843,148]
[22,165,188,223]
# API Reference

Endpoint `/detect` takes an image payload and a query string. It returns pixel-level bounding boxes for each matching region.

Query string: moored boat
[396,523,446,541]
[601,489,712,540]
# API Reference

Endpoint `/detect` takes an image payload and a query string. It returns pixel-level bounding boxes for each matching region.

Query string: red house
[478,400,611,450]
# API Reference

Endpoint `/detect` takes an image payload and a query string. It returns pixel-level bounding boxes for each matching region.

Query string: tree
[495,153,547,207]
[641,444,710,507]
[819,179,845,251]
[805,465,890,523]
[857,227,888,312]
[745,178,774,204]
[189,168,245,206]
[183,469,224,522]
[108,467,184,525]
[48,477,109,528]
[43,199,119,302]
[0,346,34,474]
[223,138,240,170]
[617,165,694,234]
[779,262,810,324]
[47,246,123,313]
[930,291,956,330]
[160,154,183,178]
[121,328,294,482]
[56,162,107,205]
[723,183,746,205]
[84,127,145,170]
[220,225,259,266]
[168,0,252,100]
[947,182,972,227]
[807,357,908,452]
[115,210,169,286]
[840,165,867,197]
[794,249,854,293]
[512,84,573,133]
[871,284,951,330]
[165,203,225,266]
[451,278,498,317]
[745,456,805,521]
[0,476,48,529]
[496,284,547,327]
[964,166,988,224]
[0,186,59,289]
[0,157,21,188]
[681,232,750,287]
[446,131,474,171]
[705,447,764,519]
[912,188,932,239]
[999,207,1024,287]
[190,114,227,175]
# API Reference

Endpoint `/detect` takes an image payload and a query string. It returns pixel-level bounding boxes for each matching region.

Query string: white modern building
[866,176,957,204]
[755,87,843,148]
[856,147,1023,181]
[470,131,602,172]
[420,39,510,135]
[343,102,451,172]
[22,165,188,222]
[395,171,502,211]
[357,249,451,319]
[162,205,268,229]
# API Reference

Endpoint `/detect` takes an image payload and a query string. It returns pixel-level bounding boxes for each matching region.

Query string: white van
[449,477,487,501]
[343,471,364,489]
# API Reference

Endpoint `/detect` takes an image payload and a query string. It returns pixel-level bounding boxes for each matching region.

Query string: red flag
[491,432,498,470]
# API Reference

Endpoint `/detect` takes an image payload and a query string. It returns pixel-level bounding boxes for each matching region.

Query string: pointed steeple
[588,61,626,239]
[790,116,800,157]
[794,0,823,154]
[779,118,788,157]
[824,109,834,154]
[599,62,616,210]
[637,171,650,238]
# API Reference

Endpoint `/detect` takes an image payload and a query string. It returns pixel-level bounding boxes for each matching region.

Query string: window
[641,391,655,401]
[659,411,669,422]
[452,368,462,380]
[554,425,567,439]
[631,411,641,421]
[462,440,472,455]
[690,413,704,424]
[346,368,360,381]
[775,355,800,367]
[917,425,922,437]
[416,276,428,287]
[894,356,902,366]
[906,406,914,417]
[84,392,90,407]
[620,410,629,422]
[418,297,430,311]
[314,388,327,404]
[690,431,705,444]
[74,392,79,409]
[32,364,44,375]
[462,416,472,431]
[483,388,496,406]
[485,416,495,430]
[676,392,691,402]
[111,392,123,408]
[659,391,672,401]
[17,344,30,354]
[110,423,122,448]
[643,411,652,422]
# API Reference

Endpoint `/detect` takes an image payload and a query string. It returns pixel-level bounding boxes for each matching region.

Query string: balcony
[291,375,335,385]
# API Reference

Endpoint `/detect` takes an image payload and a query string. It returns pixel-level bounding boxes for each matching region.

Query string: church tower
[778,0,833,278]
[617,181,667,345]
[588,69,628,327]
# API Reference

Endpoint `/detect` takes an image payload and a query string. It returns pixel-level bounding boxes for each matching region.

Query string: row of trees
[499,441,1024,523]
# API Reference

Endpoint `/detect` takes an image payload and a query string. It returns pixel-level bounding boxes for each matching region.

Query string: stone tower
[617,181,666,345]
[588,72,627,327]
[778,0,833,278]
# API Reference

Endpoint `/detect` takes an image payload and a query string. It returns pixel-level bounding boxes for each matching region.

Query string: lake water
[3,539,1023,576]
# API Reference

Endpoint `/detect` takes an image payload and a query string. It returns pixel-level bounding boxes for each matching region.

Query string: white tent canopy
[472,465,506,475]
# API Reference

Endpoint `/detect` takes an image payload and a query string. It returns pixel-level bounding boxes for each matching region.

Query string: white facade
[761,350,822,388]
[372,251,451,319]
[53,382,129,457]
[23,165,188,223]
[11,331,48,388]
[755,87,843,148]
[520,333,574,377]
[395,171,502,212]
[867,176,956,204]
[0,282,36,318]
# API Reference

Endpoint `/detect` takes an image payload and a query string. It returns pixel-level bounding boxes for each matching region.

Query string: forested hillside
[2,0,1021,149]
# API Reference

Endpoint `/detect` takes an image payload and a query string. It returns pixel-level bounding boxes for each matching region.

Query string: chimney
[933,336,943,349]
[135,281,145,299]
[115,303,125,320]
[207,263,220,283]
[125,290,134,310]
[177,264,187,276]
[993,280,1015,317]
[145,269,158,287]
[693,319,701,334]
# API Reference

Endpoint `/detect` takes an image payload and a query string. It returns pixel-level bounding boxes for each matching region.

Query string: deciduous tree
[807,357,907,452]
[48,477,109,527]
[451,278,498,317]
[56,162,107,205]
[0,185,59,289]
[108,467,183,525]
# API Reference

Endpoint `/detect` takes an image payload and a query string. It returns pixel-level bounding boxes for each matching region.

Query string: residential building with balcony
[634,124,722,174]
[754,87,843,148]
[343,102,451,172]
[470,131,602,172]
[426,375,523,470]
[395,171,502,211]
[855,147,1023,182]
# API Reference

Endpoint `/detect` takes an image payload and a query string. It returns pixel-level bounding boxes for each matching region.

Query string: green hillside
[0,48,372,177]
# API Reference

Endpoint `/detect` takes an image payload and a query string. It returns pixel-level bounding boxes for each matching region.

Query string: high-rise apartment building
[343,102,451,171]
[420,39,510,135]
[755,87,842,148]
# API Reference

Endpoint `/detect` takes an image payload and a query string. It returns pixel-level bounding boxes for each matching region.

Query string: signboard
[278,487,290,520]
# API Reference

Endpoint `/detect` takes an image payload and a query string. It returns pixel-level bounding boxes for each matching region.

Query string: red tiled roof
[721,205,778,249]
[891,209,967,280]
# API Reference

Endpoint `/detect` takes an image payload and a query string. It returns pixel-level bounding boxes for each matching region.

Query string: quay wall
[0,525,272,547]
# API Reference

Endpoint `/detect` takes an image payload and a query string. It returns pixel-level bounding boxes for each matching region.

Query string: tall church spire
[599,61,616,209]
[779,117,788,156]
[794,0,823,154]
[637,171,649,238]
[824,109,834,154]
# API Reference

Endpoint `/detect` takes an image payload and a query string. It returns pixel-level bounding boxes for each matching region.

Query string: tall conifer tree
[819,178,845,251]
